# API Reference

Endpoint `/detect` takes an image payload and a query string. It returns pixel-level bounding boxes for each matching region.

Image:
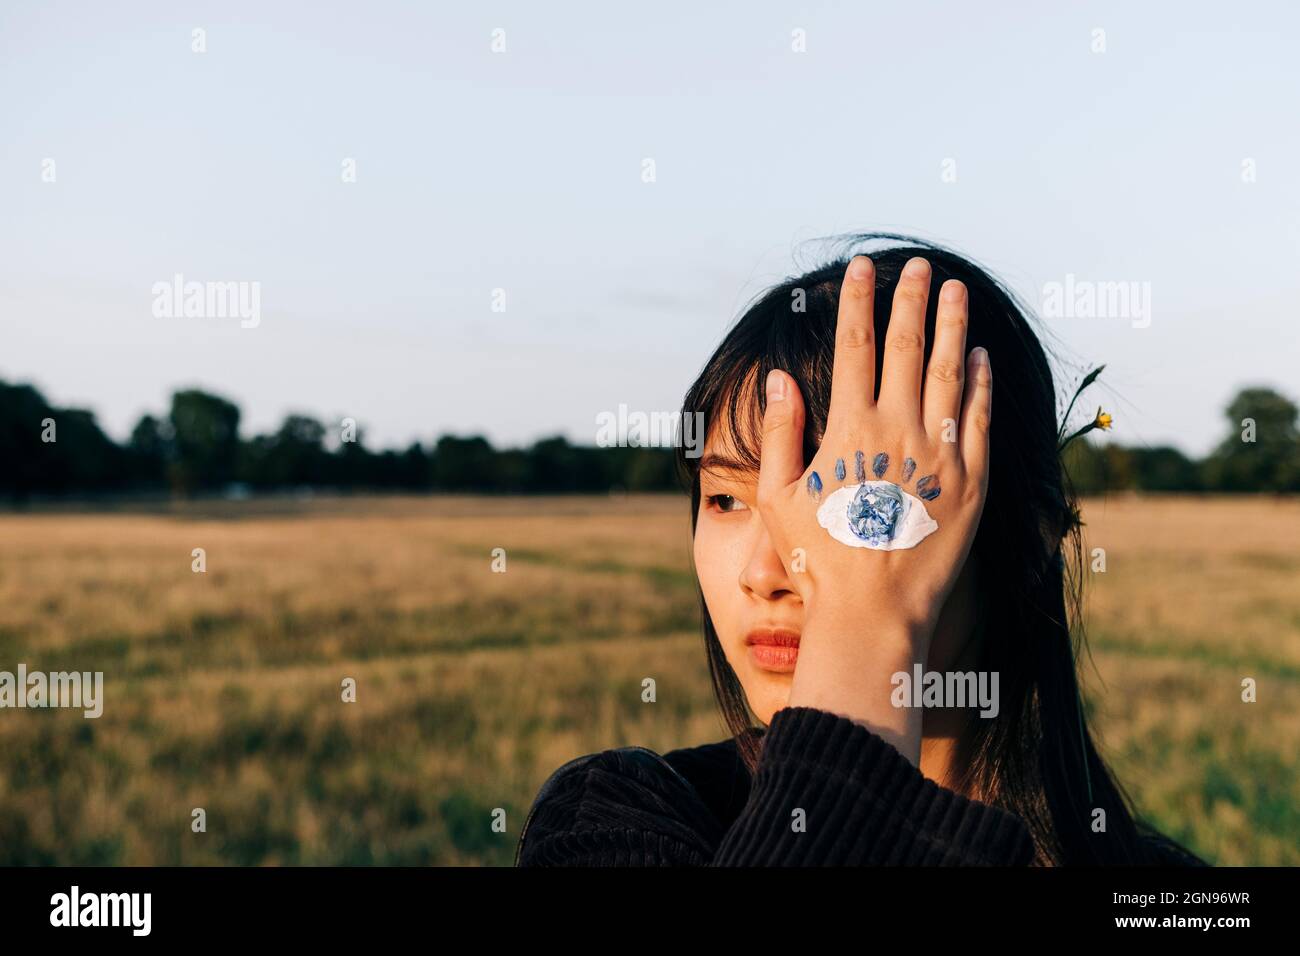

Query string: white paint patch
[816,481,938,550]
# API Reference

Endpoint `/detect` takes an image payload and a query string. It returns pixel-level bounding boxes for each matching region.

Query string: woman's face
[693,417,805,725]
[693,412,979,727]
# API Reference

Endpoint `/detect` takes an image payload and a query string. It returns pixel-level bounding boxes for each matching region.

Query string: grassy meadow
[0,494,1295,866]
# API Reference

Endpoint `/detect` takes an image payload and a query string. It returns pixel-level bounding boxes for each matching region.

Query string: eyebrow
[698,453,759,476]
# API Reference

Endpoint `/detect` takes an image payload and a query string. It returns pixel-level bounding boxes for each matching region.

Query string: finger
[922,279,968,449]
[757,368,807,509]
[878,256,932,424]
[826,256,877,427]
[959,347,992,485]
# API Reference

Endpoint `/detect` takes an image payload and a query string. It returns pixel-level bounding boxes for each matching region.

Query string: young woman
[517,234,1206,866]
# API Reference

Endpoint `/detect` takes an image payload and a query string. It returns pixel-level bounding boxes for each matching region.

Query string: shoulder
[515,738,745,866]
[661,734,756,824]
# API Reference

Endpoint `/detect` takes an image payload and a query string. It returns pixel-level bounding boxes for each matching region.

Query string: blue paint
[902,457,916,483]
[916,474,941,500]
[872,452,889,478]
[854,450,866,482]
[847,482,904,545]
[807,471,823,500]
[835,458,846,481]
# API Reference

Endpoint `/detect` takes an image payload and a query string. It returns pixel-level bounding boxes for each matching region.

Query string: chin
[752,698,785,726]
[743,674,792,727]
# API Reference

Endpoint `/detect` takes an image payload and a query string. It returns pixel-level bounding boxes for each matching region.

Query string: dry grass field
[0,494,1295,865]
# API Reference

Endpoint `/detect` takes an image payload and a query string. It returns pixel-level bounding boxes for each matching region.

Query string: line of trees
[1063,388,1300,493]
[1,380,1297,502]
[0,382,677,500]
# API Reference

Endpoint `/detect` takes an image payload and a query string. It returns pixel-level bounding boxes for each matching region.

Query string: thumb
[757,368,807,509]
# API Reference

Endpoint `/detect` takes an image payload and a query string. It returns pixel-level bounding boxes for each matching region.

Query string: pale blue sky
[2,1,1297,456]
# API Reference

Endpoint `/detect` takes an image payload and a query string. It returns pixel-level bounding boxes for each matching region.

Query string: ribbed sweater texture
[517,706,1036,866]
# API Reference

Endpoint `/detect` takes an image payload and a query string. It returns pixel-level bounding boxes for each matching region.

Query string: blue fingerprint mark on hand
[807,471,823,500]
[902,457,916,483]
[872,452,889,478]
[854,450,866,482]
[915,474,941,500]
[835,458,846,481]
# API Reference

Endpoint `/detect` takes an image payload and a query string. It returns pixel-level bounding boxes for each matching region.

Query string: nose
[738,521,799,601]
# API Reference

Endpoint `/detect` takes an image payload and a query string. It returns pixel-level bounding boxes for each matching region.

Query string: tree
[1128,446,1201,492]
[127,414,169,485]
[1203,388,1300,492]
[0,381,127,499]
[237,414,331,488]
[0,381,56,500]
[167,389,242,493]
[528,436,582,492]
[430,435,497,490]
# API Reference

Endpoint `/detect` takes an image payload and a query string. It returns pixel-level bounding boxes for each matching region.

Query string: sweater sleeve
[517,706,1036,866]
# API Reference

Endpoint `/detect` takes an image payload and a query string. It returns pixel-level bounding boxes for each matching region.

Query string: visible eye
[706,494,749,514]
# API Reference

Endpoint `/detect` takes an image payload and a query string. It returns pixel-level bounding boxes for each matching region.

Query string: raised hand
[755,255,992,761]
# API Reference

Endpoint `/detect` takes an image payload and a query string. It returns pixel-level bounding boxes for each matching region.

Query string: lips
[745,627,801,673]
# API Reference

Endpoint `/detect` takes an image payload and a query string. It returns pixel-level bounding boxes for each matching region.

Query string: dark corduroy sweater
[518,706,1036,866]
[517,706,1203,866]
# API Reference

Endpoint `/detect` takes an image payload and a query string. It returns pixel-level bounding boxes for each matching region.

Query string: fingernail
[904,257,930,278]
[766,369,786,402]
[848,256,873,280]
[970,347,989,368]
[941,280,966,303]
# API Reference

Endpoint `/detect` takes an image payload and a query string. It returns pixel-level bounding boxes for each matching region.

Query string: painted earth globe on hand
[847,482,904,546]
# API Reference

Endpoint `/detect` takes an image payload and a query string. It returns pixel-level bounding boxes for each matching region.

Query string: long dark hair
[676,233,1204,866]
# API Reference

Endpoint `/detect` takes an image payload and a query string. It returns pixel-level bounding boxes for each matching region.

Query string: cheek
[693,516,747,639]
[694,514,787,725]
